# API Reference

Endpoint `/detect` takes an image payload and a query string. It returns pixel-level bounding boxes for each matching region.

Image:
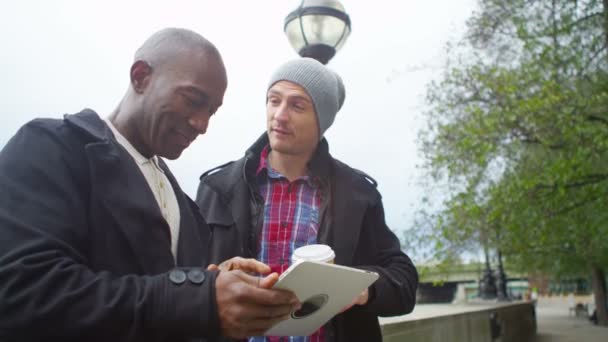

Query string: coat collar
[64,108,113,143]
[244,133,333,182]
[201,133,334,205]
[65,109,207,271]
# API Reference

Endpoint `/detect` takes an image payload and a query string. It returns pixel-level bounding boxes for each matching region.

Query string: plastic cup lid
[292,244,335,263]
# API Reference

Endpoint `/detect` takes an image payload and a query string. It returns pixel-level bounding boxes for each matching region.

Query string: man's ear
[130,60,153,93]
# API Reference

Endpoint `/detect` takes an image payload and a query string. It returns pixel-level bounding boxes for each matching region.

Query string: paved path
[534,304,608,342]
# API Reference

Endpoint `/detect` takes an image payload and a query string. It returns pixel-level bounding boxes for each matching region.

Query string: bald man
[0,28,298,342]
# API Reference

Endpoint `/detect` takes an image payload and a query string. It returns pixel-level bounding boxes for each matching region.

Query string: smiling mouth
[174,130,195,145]
[272,127,291,135]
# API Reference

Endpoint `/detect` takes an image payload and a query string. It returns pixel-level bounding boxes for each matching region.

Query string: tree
[417,0,608,325]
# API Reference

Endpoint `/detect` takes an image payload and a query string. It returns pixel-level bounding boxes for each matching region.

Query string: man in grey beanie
[196,58,418,342]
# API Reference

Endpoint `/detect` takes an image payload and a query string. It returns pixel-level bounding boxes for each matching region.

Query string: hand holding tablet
[265,245,379,336]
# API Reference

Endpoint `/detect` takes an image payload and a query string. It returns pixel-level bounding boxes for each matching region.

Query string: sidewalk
[379,301,607,341]
[535,304,608,342]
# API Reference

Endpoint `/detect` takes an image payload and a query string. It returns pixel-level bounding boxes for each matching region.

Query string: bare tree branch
[550,195,602,216]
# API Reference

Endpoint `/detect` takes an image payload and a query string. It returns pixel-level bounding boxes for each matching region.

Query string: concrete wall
[381,302,537,342]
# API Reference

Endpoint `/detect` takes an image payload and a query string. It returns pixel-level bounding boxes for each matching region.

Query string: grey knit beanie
[267,57,345,138]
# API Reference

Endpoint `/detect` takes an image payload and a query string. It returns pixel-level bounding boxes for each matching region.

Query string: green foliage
[414,0,608,280]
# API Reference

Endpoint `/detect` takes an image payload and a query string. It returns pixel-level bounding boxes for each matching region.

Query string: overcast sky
[0,0,477,249]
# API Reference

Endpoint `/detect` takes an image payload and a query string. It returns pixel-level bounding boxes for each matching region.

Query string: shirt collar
[255,145,271,176]
[245,133,332,183]
[104,118,162,170]
[256,144,317,187]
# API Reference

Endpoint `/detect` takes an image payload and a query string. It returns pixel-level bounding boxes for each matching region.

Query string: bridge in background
[417,263,528,303]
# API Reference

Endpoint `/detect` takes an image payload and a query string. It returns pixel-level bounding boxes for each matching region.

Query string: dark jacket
[196,134,418,342]
[0,109,219,342]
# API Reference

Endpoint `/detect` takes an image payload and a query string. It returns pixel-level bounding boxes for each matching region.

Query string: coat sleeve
[0,121,220,341]
[356,200,418,317]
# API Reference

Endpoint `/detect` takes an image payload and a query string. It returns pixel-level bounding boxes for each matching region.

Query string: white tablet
[264,260,379,336]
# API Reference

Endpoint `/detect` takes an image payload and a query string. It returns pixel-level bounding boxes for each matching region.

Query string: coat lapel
[175,196,207,267]
[160,160,208,267]
[202,158,254,258]
[231,180,256,258]
[85,141,175,274]
[322,173,368,267]
[65,111,176,274]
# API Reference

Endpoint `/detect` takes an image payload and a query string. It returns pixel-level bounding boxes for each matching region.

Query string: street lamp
[284,0,352,64]
[495,248,509,301]
[479,244,497,300]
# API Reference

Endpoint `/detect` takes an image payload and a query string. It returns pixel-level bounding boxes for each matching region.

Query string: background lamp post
[495,248,509,301]
[479,244,498,299]
[284,0,352,64]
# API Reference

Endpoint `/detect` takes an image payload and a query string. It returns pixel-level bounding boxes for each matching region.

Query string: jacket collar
[244,133,333,182]
[199,133,335,226]
[64,108,114,143]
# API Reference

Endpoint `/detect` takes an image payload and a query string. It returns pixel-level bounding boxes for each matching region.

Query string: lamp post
[283,0,352,64]
[479,244,497,299]
[494,225,509,301]
[495,248,509,301]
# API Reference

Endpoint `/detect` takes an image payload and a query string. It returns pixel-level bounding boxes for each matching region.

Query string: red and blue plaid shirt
[248,145,324,342]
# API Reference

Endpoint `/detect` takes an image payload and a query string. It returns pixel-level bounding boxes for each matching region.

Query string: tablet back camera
[292,294,328,319]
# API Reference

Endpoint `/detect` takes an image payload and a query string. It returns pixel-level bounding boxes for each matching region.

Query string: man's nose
[273,102,290,122]
[189,112,210,135]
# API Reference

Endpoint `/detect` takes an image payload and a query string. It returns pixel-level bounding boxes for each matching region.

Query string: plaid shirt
[248,146,324,342]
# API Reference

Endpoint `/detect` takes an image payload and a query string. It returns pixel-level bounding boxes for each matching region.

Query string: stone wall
[381,302,537,342]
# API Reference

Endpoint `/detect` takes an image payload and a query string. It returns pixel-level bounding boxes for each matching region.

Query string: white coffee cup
[291,244,335,264]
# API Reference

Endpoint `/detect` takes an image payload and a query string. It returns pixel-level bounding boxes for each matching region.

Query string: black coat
[0,109,219,342]
[196,134,418,342]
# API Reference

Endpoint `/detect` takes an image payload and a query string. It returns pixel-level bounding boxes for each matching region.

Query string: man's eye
[184,95,206,107]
